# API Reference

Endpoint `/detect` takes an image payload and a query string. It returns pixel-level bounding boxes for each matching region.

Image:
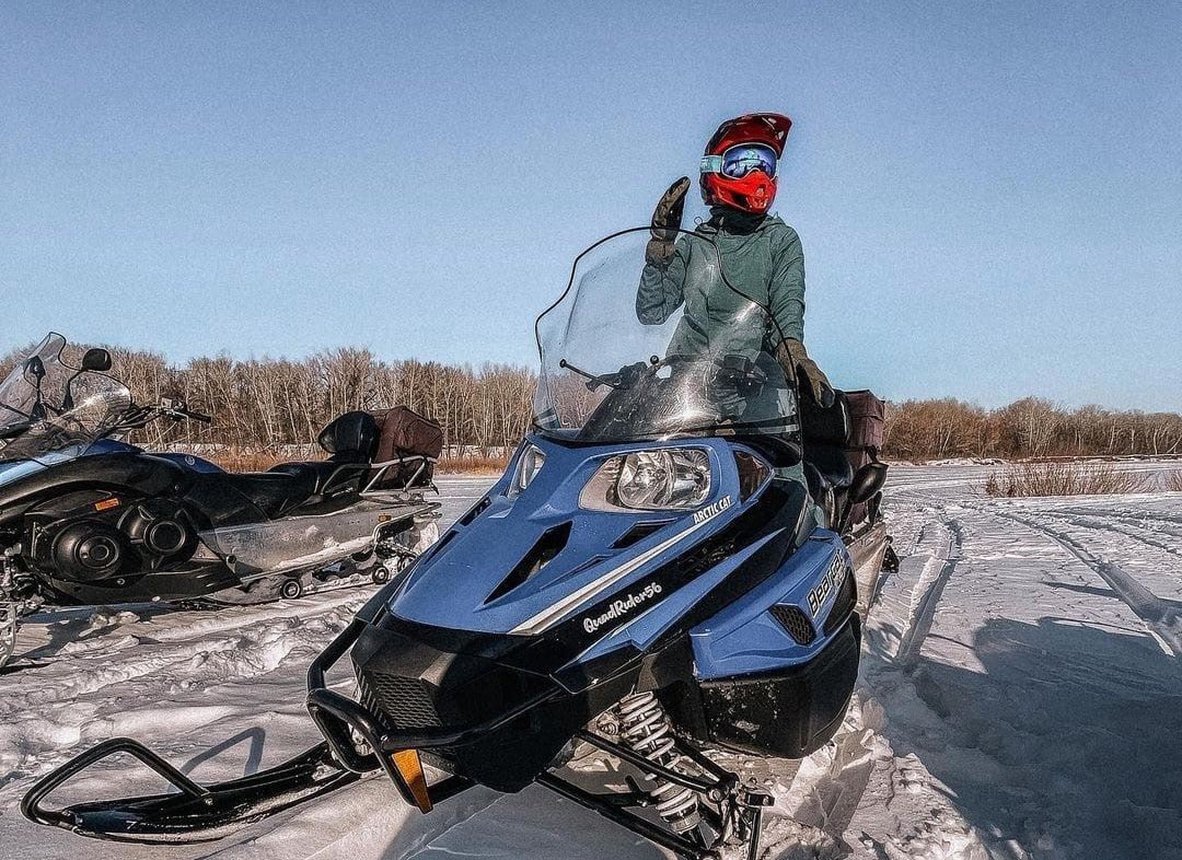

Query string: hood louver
[484,521,572,604]
[612,520,673,549]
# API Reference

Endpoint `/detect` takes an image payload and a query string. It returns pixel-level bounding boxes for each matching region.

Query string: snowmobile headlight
[580,448,711,512]
[508,444,546,499]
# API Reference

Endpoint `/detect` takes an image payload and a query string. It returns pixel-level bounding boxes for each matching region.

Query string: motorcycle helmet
[699,112,792,214]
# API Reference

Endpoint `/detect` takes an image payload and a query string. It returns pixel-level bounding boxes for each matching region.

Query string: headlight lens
[508,444,546,498]
[580,448,711,512]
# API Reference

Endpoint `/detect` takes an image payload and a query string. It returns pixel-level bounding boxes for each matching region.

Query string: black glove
[777,338,835,408]
[646,176,690,266]
[616,360,650,389]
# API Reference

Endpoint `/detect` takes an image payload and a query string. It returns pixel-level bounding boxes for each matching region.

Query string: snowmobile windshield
[533,227,800,445]
[0,333,132,464]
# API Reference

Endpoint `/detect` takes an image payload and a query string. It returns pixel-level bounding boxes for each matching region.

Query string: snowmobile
[0,334,442,669]
[22,229,892,859]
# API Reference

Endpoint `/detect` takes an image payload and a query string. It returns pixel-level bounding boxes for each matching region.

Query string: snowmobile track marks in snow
[895,514,963,669]
[990,508,1182,657]
[1031,508,1182,565]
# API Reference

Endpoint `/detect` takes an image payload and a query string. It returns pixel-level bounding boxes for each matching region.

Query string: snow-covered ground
[1,465,1179,860]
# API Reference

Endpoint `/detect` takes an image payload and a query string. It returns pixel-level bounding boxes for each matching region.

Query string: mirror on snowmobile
[21,356,47,420]
[81,348,112,372]
[848,461,888,505]
[23,356,45,381]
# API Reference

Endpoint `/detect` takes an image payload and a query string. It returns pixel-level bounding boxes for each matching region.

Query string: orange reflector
[391,749,432,812]
[94,498,121,512]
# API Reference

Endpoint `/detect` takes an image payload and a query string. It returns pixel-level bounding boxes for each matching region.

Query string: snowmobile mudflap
[21,738,359,844]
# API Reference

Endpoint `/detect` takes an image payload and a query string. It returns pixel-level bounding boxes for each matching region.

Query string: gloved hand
[777,338,835,408]
[646,176,690,266]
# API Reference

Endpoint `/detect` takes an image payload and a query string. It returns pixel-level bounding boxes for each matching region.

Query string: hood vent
[459,495,492,526]
[485,521,572,604]
[612,519,673,550]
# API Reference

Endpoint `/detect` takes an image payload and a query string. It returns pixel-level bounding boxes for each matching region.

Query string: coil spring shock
[615,691,701,834]
[0,552,22,669]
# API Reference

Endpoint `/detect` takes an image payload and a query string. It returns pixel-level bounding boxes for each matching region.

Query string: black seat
[252,412,381,510]
[803,445,854,494]
[318,411,380,464]
[799,391,854,499]
[208,470,320,520]
[267,460,369,499]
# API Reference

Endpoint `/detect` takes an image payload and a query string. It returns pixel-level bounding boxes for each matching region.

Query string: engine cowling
[29,496,198,584]
[50,520,130,581]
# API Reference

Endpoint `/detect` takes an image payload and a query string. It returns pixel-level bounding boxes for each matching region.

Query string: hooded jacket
[635,209,805,361]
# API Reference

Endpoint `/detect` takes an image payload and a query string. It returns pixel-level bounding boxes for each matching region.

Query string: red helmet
[699,113,792,214]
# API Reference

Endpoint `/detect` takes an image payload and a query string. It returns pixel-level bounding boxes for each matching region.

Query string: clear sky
[2,2,1179,410]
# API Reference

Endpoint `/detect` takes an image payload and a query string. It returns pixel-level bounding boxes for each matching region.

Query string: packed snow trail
[0,468,1179,859]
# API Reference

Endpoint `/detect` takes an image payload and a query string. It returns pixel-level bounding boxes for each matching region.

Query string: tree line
[883,396,1182,460]
[3,342,1180,463]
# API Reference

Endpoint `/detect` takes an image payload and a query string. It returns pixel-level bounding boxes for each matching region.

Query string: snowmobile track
[1031,508,1182,560]
[894,514,962,668]
[1052,504,1182,530]
[990,508,1182,657]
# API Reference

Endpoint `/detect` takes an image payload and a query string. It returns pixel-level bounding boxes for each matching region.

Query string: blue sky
[2,2,1179,409]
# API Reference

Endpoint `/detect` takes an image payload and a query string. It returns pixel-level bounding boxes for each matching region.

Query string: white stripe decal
[509,496,733,636]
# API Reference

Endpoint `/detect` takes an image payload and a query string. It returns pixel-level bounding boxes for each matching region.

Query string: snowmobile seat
[803,445,854,494]
[266,460,368,501]
[799,391,854,498]
[207,470,320,520]
[318,411,382,464]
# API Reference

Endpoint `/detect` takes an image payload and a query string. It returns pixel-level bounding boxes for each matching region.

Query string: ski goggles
[700,144,778,179]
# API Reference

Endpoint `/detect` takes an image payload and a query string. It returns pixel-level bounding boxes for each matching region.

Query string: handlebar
[159,403,212,424]
[560,356,664,392]
[116,402,213,430]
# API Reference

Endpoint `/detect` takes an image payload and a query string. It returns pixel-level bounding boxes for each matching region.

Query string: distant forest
[3,342,1181,464]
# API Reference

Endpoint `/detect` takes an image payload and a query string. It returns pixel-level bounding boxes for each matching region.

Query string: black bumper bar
[305,618,557,809]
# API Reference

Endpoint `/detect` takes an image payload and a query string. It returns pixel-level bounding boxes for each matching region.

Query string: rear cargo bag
[371,407,443,489]
[841,390,886,526]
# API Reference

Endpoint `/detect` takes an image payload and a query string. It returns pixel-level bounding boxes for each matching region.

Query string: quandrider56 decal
[582,582,663,633]
[806,552,849,617]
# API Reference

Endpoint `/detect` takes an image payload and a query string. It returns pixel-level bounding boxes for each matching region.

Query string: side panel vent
[770,604,816,646]
[485,521,572,604]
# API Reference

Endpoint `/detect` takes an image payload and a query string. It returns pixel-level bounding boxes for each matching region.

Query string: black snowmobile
[0,334,443,669]
[23,230,893,858]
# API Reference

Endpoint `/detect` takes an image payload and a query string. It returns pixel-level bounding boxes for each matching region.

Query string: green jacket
[636,210,806,359]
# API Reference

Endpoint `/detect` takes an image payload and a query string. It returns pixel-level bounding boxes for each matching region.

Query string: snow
[1,466,1179,859]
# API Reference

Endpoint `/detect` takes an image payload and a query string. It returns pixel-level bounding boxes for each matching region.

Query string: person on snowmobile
[636,112,834,410]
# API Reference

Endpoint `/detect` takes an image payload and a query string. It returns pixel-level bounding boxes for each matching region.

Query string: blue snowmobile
[23,227,892,859]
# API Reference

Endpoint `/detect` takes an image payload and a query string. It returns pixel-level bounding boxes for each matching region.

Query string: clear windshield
[0,333,132,464]
[534,227,800,444]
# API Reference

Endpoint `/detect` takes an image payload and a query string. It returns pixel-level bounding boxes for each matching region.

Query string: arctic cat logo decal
[582,582,663,633]
[693,495,733,524]
[806,552,849,617]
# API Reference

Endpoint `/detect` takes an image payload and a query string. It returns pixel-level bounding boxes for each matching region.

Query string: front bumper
[305,614,616,802]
